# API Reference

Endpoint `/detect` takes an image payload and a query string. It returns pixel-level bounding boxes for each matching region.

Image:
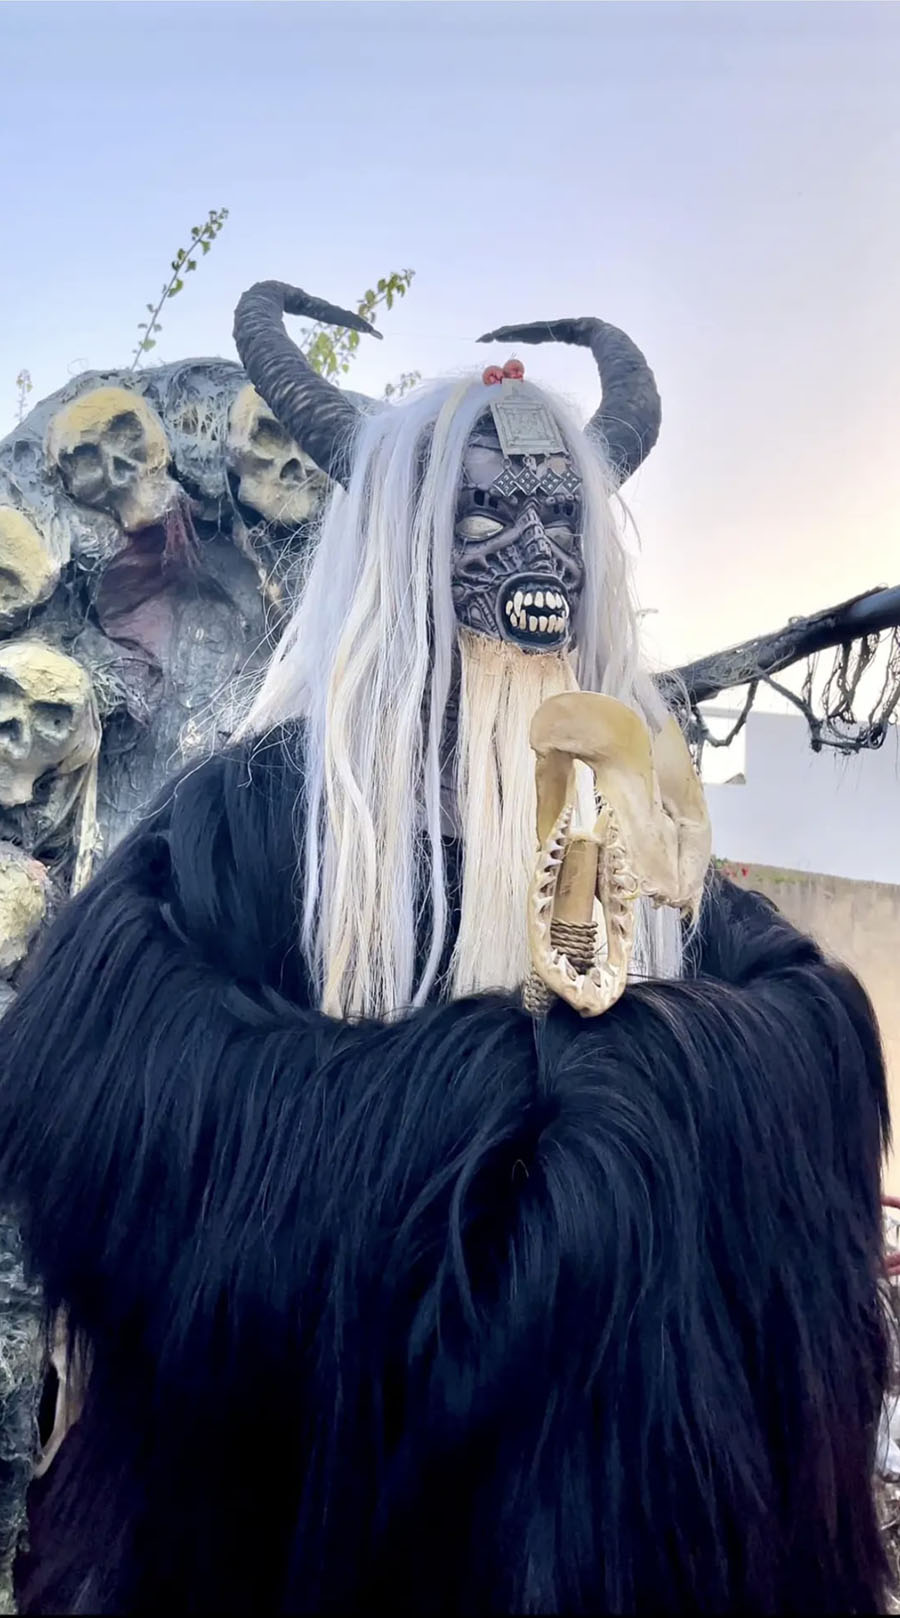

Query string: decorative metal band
[484,455,583,502]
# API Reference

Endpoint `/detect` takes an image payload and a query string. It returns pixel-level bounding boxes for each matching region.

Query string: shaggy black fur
[0,728,890,1614]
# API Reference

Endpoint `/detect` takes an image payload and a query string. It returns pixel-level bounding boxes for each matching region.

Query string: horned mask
[232,280,662,659]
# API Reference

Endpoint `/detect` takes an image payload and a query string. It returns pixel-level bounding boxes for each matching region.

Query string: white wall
[704,711,900,884]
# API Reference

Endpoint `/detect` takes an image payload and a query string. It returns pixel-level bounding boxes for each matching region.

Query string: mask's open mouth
[498,576,571,650]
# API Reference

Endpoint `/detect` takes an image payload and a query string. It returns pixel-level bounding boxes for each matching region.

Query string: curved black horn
[233,281,382,487]
[477,317,661,484]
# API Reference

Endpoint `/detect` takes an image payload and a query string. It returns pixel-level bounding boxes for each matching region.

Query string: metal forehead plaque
[489,380,566,459]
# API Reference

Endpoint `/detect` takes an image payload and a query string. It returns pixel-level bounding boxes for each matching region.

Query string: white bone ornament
[524,693,712,1017]
[33,1312,89,1480]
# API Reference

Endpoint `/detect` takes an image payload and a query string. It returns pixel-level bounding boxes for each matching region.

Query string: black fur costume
[0,727,890,1614]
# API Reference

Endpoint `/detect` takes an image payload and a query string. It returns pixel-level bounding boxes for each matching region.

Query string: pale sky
[2,0,898,670]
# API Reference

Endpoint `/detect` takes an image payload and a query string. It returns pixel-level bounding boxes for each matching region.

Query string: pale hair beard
[451,629,581,999]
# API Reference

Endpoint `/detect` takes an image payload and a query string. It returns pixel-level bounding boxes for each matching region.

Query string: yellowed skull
[0,640,99,809]
[0,506,59,627]
[227,384,330,527]
[526,693,712,1017]
[47,387,179,532]
[0,842,50,975]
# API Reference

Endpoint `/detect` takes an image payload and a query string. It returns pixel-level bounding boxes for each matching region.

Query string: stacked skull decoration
[0,352,360,1015]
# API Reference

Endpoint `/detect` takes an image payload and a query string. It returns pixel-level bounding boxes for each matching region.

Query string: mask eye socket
[456,514,505,542]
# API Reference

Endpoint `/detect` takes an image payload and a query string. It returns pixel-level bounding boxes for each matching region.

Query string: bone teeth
[528,615,538,631]
[518,611,527,629]
[547,614,558,633]
[535,590,544,609]
[539,615,548,632]
[523,592,533,607]
[514,591,524,613]
[505,599,513,616]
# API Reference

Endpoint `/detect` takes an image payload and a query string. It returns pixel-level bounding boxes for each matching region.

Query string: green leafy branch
[383,370,421,402]
[301,270,416,380]
[129,206,229,371]
[11,240,417,433]
[14,369,32,424]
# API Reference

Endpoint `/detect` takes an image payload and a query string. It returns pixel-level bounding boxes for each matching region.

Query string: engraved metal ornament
[490,457,582,502]
[488,380,566,459]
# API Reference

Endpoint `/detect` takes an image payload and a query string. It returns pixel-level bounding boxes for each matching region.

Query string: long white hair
[238,376,682,1017]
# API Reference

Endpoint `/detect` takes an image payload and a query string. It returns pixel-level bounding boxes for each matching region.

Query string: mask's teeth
[503,586,572,637]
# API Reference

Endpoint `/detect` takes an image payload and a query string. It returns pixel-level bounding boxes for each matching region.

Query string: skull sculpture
[525,692,711,1017]
[0,640,98,809]
[46,388,180,533]
[0,842,50,975]
[0,506,59,629]
[226,384,330,527]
